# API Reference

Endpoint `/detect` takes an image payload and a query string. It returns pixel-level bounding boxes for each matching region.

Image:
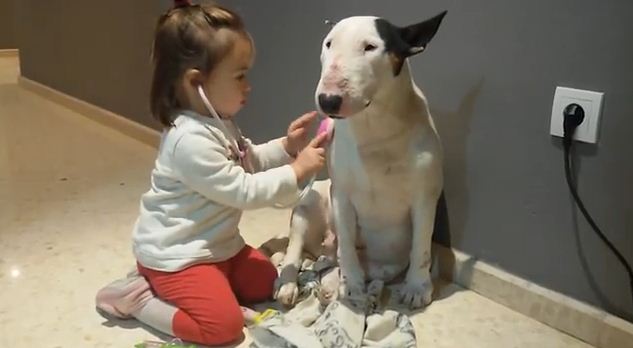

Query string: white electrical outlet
[550,87,604,144]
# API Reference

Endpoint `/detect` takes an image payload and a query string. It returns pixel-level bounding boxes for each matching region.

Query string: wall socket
[550,87,604,144]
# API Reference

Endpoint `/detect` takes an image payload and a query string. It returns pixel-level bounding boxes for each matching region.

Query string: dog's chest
[330,126,416,221]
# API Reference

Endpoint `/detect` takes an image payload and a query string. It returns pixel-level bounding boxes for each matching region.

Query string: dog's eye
[364,44,377,52]
[325,40,332,49]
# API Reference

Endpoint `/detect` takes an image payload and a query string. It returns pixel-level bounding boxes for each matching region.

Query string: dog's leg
[274,207,309,307]
[332,190,365,303]
[401,186,440,309]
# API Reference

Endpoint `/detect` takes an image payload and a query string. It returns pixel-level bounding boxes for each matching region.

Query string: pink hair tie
[173,0,192,8]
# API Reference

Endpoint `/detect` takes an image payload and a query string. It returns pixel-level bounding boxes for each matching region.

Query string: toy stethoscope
[197,85,331,209]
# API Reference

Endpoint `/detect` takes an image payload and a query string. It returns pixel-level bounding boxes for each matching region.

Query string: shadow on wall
[432,79,484,246]
[431,79,484,283]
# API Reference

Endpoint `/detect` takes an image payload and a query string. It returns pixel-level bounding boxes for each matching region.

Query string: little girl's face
[203,36,254,118]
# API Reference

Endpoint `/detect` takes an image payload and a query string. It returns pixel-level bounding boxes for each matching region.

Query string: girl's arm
[245,137,294,172]
[173,132,300,210]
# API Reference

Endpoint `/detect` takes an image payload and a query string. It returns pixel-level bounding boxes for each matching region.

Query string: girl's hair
[150,1,248,127]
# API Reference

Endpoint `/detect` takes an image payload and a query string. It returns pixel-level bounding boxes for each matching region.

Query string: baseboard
[0,49,19,58]
[433,244,633,348]
[18,76,160,148]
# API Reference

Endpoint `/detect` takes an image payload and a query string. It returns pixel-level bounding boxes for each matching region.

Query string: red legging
[137,245,277,346]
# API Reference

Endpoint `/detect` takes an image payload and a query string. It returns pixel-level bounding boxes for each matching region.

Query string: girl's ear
[180,68,205,100]
[183,68,203,88]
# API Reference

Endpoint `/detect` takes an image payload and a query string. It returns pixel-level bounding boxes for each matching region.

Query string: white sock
[132,297,177,336]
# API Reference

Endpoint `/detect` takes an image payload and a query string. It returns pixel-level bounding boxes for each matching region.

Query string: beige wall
[0,0,17,49]
[16,0,167,129]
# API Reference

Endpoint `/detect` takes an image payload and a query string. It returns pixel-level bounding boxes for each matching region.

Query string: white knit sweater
[132,110,299,271]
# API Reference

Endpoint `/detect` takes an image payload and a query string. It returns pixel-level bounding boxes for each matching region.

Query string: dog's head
[315,11,447,118]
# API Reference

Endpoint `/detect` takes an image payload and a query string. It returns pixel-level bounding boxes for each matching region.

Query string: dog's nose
[318,94,343,115]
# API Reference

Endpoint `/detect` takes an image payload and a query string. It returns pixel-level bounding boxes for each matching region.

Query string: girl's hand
[283,111,318,157]
[291,132,328,183]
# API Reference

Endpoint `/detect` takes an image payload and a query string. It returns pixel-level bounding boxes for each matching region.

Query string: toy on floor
[134,338,196,348]
[251,308,281,326]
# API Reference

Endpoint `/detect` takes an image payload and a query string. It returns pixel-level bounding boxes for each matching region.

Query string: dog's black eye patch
[375,19,408,56]
[375,18,409,75]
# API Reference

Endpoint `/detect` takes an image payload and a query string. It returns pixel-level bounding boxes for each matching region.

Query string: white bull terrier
[274,11,447,309]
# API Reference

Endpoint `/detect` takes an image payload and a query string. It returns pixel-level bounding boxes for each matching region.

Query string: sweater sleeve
[173,132,300,210]
[246,137,294,172]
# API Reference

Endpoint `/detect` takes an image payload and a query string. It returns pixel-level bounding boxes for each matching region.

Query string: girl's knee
[232,247,279,303]
[242,263,277,303]
[199,306,244,345]
[261,260,278,284]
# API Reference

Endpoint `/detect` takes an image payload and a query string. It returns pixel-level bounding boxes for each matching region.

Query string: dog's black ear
[376,11,447,76]
[400,11,447,57]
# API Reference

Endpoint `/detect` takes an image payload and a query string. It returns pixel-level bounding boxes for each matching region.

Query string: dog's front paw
[400,273,433,309]
[274,279,299,307]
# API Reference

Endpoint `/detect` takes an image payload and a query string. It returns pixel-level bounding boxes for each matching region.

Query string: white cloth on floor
[249,260,417,348]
